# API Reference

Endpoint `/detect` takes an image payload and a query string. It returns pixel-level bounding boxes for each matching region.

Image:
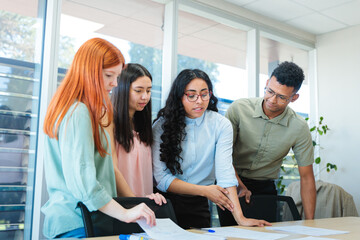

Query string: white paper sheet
[291,237,337,240]
[136,218,225,240]
[203,226,288,240]
[266,225,349,236]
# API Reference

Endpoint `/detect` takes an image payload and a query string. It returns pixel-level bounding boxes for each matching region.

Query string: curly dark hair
[111,63,153,152]
[271,61,304,92]
[154,69,218,175]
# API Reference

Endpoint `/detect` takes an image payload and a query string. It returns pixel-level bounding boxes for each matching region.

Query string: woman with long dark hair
[111,63,165,204]
[152,69,270,229]
[42,39,155,239]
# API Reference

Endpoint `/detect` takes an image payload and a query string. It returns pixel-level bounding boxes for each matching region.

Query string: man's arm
[298,164,316,219]
[234,170,252,203]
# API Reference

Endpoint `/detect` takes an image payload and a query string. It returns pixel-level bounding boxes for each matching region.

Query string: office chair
[77,197,177,237]
[217,195,301,226]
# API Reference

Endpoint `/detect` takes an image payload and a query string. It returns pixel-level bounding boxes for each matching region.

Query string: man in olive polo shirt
[226,61,316,219]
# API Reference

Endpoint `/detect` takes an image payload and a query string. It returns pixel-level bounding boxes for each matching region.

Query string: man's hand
[238,188,251,203]
[235,171,252,203]
[237,185,252,203]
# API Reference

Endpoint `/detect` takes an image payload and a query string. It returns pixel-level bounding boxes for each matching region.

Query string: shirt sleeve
[225,102,239,144]
[59,104,112,211]
[292,121,314,167]
[152,118,176,192]
[214,117,238,188]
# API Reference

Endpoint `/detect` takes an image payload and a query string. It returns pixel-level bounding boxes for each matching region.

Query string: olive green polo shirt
[225,98,314,180]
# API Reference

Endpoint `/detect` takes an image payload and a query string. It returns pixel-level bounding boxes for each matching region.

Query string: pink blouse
[116,132,153,197]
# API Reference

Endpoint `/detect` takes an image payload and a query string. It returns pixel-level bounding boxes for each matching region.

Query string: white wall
[316,25,360,215]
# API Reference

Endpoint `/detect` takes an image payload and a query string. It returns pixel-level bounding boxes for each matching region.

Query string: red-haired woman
[42,38,155,239]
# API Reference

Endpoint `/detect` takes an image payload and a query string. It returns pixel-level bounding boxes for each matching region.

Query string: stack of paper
[266,225,349,236]
[203,227,288,240]
[136,218,225,240]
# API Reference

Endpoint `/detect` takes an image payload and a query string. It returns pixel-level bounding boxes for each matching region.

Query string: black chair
[77,197,177,237]
[217,195,301,226]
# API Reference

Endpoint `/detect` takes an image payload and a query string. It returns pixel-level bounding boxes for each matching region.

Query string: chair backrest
[77,197,177,237]
[286,180,359,219]
[217,195,301,226]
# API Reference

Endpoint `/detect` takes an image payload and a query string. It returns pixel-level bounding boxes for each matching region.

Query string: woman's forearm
[225,186,246,224]
[167,178,206,196]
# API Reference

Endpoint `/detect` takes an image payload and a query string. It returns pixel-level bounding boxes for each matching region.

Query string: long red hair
[43,38,125,157]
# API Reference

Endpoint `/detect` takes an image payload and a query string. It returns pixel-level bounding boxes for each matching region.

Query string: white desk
[86,216,360,239]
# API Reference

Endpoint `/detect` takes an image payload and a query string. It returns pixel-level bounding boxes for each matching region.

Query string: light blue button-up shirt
[41,102,116,238]
[152,110,238,192]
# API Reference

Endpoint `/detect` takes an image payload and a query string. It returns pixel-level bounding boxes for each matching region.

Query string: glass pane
[259,36,310,116]
[0,230,24,240]
[0,0,44,239]
[178,11,248,115]
[0,77,36,96]
[0,210,24,224]
[59,0,164,119]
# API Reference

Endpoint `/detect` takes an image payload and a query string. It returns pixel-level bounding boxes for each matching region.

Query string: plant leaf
[322,126,327,134]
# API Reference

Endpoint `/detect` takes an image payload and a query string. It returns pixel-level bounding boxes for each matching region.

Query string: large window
[0,1,45,239]
[1,0,317,237]
[177,11,248,115]
[59,0,165,118]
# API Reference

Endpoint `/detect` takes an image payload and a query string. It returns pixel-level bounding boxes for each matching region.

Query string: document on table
[136,218,225,240]
[266,225,349,236]
[203,227,288,240]
[291,237,337,240]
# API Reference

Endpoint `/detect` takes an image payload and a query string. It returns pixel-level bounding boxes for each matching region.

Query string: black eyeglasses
[184,91,212,102]
[264,87,294,104]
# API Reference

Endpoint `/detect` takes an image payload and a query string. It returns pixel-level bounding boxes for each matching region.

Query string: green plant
[307,116,337,172]
[276,116,337,194]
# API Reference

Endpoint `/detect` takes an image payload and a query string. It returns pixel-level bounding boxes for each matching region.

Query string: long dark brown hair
[112,63,153,152]
[154,69,218,175]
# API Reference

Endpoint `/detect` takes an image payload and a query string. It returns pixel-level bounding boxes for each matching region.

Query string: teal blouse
[41,102,116,238]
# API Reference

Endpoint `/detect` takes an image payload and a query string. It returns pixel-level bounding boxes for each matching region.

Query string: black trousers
[240,176,277,195]
[155,189,210,229]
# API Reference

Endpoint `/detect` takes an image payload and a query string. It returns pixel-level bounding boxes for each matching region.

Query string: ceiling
[2,0,356,73]
[224,0,360,35]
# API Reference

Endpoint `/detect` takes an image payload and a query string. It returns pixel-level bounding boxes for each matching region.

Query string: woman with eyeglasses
[152,69,271,229]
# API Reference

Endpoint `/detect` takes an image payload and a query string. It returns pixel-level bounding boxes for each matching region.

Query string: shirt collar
[185,110,206,126]
[253,98,291,127]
